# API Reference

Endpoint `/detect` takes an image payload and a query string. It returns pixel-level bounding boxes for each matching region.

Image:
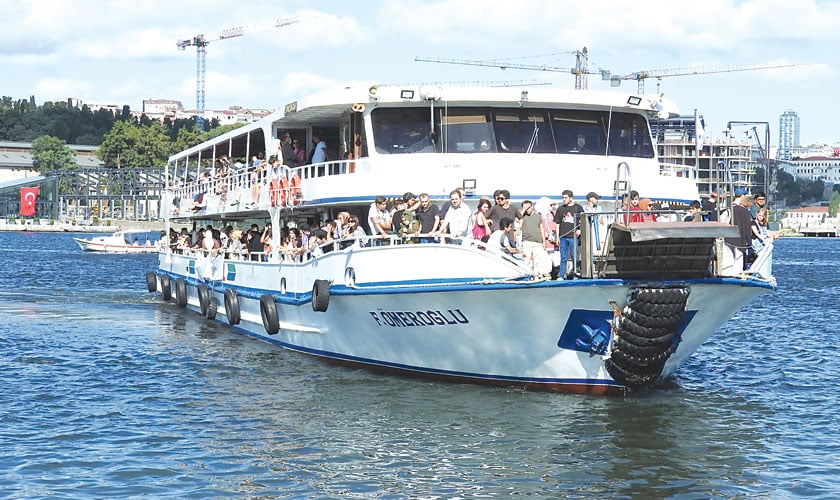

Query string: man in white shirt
[438,189,472,242]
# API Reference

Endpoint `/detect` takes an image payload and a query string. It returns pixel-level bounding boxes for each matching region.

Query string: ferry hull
[151,249,771,393]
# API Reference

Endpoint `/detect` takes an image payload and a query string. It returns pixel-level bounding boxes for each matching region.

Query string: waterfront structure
[651,113,762,199]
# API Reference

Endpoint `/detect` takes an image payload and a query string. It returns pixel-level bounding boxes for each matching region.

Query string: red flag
[20,186,39,217]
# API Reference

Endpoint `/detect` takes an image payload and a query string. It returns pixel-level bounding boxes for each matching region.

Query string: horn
[351,103,365,113]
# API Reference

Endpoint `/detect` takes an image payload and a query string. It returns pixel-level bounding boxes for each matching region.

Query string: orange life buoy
[289,174,301,205]
[269,178,280,207]
[279,175,290,206]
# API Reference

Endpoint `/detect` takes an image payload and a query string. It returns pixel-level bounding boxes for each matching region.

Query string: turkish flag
[20,186,39,217]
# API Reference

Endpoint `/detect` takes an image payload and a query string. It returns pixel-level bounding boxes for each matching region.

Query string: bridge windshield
[371,107,654,158]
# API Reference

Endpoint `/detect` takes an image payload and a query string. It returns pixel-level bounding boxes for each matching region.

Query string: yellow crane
[415,48,598,90]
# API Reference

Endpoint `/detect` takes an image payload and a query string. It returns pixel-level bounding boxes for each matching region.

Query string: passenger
[751,207,778,255]
[569,134,590,153]
[583,191,604,250]
[390,199,408,233]
[261,222,273,261]
[367,195,392,240]
[683,200,703,222]
[486,189,522,234]
[293,139,306,165]
[398,210,421,240]
[519,200,550,275]
[625,190,645,223]
[280,132,299,168]
[310,132,328,164]
[335,211,351,239]
[722,190,753,274]
[438,189,472,242]
[553,189,584,279]
[534,197,558,256]
[750,191,767,218]
[702,191,718,221]
[471,198,492,242]
[638,198,658,222]
[486,217,521,258]
[307,228,329,257]
[415,193,441,243]
[438,187,467,220]
[246,223,263,261]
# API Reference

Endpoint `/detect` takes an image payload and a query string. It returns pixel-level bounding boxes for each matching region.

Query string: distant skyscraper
[777,110,800,161]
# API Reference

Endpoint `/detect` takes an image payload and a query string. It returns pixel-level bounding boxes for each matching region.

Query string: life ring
[174,278,187,308]
[206,296,219,320]
[260,294,280,335]
[224,288,241,325]
[269,178,280,207]
[197,283,210,316]
[289,174,301,205]
[160,274,171,301]
[278,176,290,206]
[145,271,157,292]
[312,279,330,312]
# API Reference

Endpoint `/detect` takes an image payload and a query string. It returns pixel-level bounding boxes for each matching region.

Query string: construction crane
[177,18,298,130]
[415,48,598,90]
[607,62,815,94]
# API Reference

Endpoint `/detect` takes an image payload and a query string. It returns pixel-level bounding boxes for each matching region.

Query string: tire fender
[174,278,187,308]
[224,288,241,325]
[312,279,330,312]
[260,294,280,335]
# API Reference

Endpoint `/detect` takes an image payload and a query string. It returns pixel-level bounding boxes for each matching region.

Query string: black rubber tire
[615,322,675,347]
[260,294,279,335]
[224,289,241,325]
[174,278,187,308]
[160,274,172,301]
[605,358,660,388]
[630,287,689,304]
[628,300,687,318]
[609,350,667,374]
[614,336,677,358]
[145,271,157,292]
[622,307,683,330]
[197,283,210,316]
[618,315,675,340]
[312,279,330,312]
[206,296,218,320]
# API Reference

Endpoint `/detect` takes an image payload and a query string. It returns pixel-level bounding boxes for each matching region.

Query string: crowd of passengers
[173,130,368,214]
[165,186,777,279]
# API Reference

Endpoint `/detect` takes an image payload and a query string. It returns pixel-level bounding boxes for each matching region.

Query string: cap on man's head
[734,187,747,196]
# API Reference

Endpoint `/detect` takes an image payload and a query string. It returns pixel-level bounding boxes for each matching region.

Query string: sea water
[1,232,838,498]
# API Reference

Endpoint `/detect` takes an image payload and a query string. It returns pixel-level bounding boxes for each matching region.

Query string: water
[1,232,838,499]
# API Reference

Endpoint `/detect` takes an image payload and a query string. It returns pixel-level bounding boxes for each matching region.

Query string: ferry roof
[169,84,676,162]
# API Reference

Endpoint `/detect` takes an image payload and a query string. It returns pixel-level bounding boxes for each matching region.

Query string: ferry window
[439,110,494,153]
[607,112,655,158]
[371,108,437,154]
[492,110,554,153]
[549,110,608,155]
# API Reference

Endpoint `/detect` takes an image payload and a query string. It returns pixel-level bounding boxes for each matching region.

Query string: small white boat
[74,229,160,253]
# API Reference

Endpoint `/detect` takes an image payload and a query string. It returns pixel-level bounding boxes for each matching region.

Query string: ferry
[75,229,160,253]
[146,84,776,395]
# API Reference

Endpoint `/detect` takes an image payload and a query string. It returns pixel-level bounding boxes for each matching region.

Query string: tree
[829,192,840,218]
[97,120,172,169]
[31,135,75,174]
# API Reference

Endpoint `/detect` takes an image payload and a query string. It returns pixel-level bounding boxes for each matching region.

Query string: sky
[1,0,838,145]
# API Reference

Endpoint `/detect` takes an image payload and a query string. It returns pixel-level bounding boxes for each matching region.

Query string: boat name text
[370,309,469,327]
